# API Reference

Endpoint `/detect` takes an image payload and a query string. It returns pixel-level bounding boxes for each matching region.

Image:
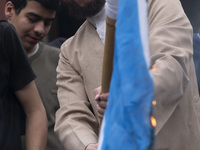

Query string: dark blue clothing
[193,33,200,95]
[0,20,36,150]
[48,37,67,48]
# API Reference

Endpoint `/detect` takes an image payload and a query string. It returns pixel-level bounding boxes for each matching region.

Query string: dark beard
[62,0,105,19]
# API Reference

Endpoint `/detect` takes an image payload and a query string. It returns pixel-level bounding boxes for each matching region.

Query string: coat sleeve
[54,39,99,150]
[148,0,193,135]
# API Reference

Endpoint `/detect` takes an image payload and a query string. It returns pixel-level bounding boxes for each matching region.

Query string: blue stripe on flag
[98,0,154,149]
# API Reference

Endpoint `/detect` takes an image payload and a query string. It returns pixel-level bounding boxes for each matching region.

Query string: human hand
[85,143,98,150]
[94,87,109,119]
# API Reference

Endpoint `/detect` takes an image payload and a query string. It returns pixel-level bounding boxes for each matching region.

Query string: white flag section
[98,0,154,149]
[138,0,150,67]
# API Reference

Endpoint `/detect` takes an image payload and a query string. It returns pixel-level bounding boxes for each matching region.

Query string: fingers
[94,86,101,103]
[94,86,109,119]
[94,86,109,102]
[97,103,105,113]
[86,143,98,150]
[97,103,106,119]
[96,93,108,119]
[94,86,101,98]
[99,93,109,102]
[97,103,104,119]
[97,98,107,108]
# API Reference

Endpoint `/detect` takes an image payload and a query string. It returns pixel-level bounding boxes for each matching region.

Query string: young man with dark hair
[5,0,64,149]
[0,20,47,150]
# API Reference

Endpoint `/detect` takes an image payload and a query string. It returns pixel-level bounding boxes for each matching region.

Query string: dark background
[48,0,200,41]
[1,0,200,41]
[180,0,200,33]
[0,0,6,20]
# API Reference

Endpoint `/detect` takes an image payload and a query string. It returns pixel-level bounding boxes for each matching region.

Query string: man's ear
[5,1,15,20]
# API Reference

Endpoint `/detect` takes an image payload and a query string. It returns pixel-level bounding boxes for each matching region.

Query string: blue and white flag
[98,0,154,149]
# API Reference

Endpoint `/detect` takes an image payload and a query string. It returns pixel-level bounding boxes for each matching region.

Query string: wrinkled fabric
[98,0,154,149]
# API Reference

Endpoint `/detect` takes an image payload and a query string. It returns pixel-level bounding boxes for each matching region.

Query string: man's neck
[28,43,39,57]
[87,5,106,44]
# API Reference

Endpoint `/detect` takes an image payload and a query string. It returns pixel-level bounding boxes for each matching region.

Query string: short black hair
[7,0,60,14]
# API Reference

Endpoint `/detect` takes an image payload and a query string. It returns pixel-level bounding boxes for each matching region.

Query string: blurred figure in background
[180,0,200,32]
[193,29,200,95]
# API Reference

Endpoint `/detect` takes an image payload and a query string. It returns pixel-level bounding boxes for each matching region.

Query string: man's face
[6,1,56,53]
[62,0,105,19]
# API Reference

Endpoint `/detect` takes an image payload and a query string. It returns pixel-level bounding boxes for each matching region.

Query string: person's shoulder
[39,42,60,52]
[48,37,67,48]
[62,20,95,48]
[148,0,182,12]
[74,20,88,34]
[75,20,94,36]
[0,20,20,43]
[69,20,93,41]
[37,42,60,61]
[0,20,13,32]
[0,20,9,27]
[38,42,60,60]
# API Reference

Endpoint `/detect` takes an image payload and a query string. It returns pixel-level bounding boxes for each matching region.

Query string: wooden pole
[101,16,116,93]
[98,16,116,131]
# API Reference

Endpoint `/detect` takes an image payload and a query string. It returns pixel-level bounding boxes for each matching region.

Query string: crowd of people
[0,0,200,150]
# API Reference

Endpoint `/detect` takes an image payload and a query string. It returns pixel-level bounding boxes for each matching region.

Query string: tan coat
[55,20,103,150]
[149,0,200,149]
[55,0,200,149]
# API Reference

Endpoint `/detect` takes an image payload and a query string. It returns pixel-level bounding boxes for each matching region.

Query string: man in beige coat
[55,0,200,150]
[55,1,105,150]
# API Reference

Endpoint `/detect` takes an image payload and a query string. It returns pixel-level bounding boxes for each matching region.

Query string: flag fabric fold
[98,0,154,149]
